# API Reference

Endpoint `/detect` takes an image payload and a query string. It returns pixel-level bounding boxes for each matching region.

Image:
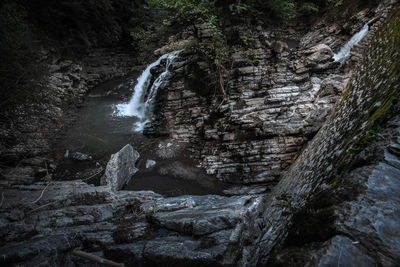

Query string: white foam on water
[334,23,369,62]
[113,50,181,132]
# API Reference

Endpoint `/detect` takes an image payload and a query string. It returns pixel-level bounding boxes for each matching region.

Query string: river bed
[53,74,229,197]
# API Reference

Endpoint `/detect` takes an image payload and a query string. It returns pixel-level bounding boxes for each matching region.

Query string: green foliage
[363,125,383,145]
[146,0,217,24]
[274,194,301,216]
[143,0,298,68]
[327,0,344,7]
[298,2,320,15]
[145,0,231,67]
[227,0,297,23]
[269,0,297,20]
[229,1,249,15]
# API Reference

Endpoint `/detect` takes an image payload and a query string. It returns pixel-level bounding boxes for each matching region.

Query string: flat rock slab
[0,179,264,266]
[145,195,262,236]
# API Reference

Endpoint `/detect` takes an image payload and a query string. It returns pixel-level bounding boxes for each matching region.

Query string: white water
[334,23,369,62]
[114,50,181,132]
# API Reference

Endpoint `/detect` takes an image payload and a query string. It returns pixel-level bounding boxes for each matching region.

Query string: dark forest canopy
[0,0,380,110]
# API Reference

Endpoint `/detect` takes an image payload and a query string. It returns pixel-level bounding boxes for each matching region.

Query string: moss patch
[329,4,400,185]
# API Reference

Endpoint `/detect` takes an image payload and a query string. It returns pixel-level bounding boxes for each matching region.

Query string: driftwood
[82,169,104,181]
[30,181,53,204]
[0,192,4,208]
[72,250,125,267]
[26,199,62,215]
[368,16,381,26]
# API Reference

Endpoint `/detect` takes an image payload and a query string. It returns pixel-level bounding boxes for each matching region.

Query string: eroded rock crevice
[0,1,399,266]
[144,9,378,189]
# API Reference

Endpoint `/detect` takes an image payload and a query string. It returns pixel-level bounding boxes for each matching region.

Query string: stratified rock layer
[0,181,261,266]
[144,10,378,187]
[254,3,400,265]
[0,48,142,166]
[0,2,398,267]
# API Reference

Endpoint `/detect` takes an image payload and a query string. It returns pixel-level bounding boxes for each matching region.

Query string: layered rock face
[0,180,262,266]
[0,48,140,166]
[254,3,400,265]
[0,2,399,267]
[0,7,397,264]
[144,11,377,187]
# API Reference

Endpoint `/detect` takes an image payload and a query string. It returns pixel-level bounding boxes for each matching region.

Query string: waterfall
[334,23,369,62]
[114,50,181,132]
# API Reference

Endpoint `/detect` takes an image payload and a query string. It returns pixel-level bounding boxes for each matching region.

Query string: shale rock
[318,74,348,97]
[145,23,349,185]
[305,44,334,65]
[255,5,400,264]
[0,179,261,266]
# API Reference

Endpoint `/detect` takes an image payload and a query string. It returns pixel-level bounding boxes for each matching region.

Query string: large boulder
[270,40,289,54]
[305,44,334,65]
[102,144,139,191]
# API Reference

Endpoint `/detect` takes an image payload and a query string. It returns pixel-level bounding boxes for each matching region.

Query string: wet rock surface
[254,4,400,265]
[144,10,374,187]
[0,180,261,266]
[0,47,143,166]
[0,1,399,267]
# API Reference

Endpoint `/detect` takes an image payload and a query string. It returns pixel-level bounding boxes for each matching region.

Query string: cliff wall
[145,8,377,189]
[252,2,400,265]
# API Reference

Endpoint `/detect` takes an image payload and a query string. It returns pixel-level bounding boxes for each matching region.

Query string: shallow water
[54,77,229,196]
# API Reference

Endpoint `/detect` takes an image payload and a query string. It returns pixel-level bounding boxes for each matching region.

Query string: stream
[54,53,229,197]
[53,23,370,197]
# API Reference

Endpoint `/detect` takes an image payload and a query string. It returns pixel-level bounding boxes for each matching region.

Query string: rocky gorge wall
[140,1,400,264]
[252,2,400,265]
[0,0,150,168]
[144,6,380,189]
[0,48,141,177]
[0,1,399,266]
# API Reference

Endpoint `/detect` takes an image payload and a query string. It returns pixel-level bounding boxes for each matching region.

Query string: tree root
[27,199,62,215]
[82,169,104,182]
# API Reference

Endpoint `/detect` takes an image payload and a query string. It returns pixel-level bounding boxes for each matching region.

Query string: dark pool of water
[53,77,229,196]
[128,146,229,197]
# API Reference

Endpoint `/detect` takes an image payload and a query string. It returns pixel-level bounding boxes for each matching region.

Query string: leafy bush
[298,2,320,15]
[143,0,299,100]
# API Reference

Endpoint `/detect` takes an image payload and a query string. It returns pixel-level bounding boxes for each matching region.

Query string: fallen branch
[30,181,53,204]
[0,192,4,208]
[368,16,380,26]
[27,199,61,215]
[216,62,233,112]
[72,250,125,267]
[45,161,49,176]
[82,169,104,181]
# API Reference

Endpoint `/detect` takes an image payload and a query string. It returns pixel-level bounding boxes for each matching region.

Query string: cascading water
[334,23,369,62]
[114,50,181,132]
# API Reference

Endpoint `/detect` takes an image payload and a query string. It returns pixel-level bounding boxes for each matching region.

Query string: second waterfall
[114,50,181,132]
